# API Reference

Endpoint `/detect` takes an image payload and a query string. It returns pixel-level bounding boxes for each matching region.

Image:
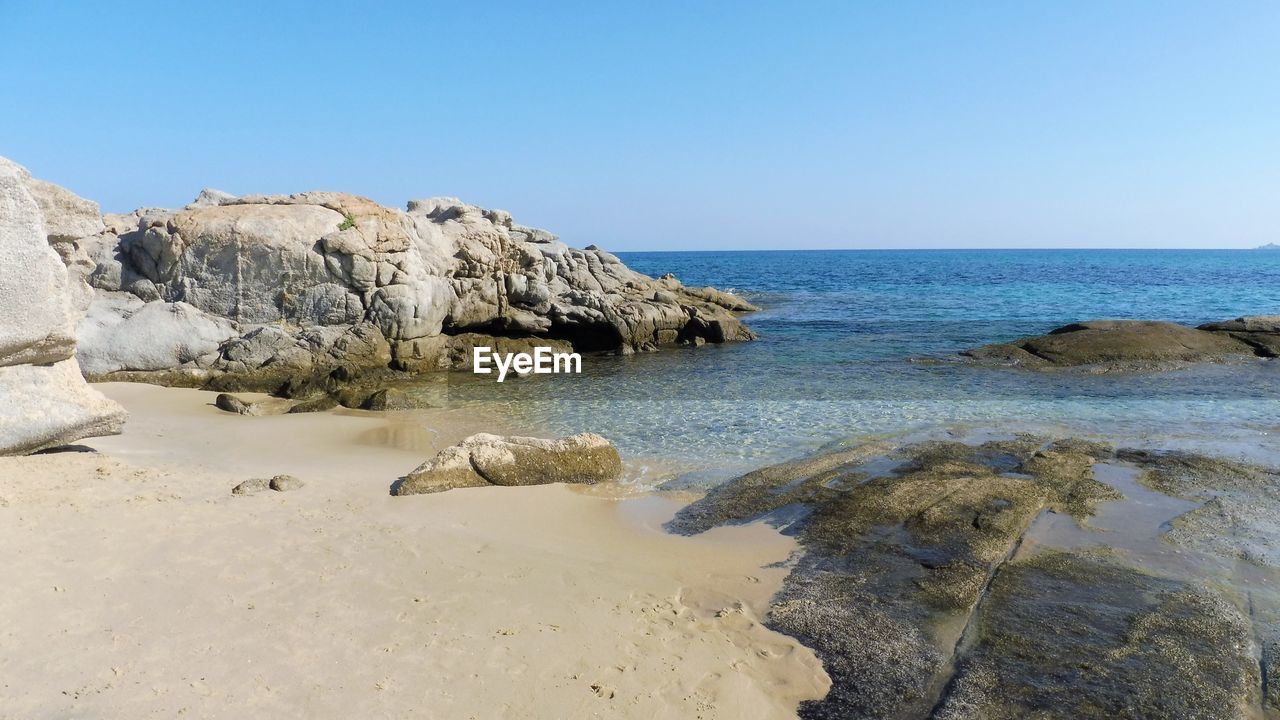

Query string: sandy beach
[0,383,828,719]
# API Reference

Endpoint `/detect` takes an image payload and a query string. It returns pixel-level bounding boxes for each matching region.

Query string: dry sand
[0,383,828,719]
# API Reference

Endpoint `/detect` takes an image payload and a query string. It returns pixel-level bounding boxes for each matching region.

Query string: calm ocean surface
[440,250,1280,486]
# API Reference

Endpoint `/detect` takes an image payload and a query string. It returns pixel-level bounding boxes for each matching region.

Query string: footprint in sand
[589,682,616,699]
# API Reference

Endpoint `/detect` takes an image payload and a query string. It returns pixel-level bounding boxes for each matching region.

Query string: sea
[433,250,1280,487]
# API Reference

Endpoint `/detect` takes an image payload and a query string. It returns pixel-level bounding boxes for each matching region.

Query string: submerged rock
[1199,316,1280,357]
[671,437,1121,719]
[935,551,1257,720]
[393,432,623,495]
[672,435,1276,720]
[962,320,1259,371]
[1119,448,1280,568]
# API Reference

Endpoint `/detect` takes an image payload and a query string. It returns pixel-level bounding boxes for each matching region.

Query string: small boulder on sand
[215,393,258,415]
[232,474,304,495]
[214,393,292,416]
[268,474,304,492]
[231,478,270,495]
[393,432,623,495]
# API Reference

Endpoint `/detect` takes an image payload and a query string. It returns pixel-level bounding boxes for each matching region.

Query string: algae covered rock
[958,315,1280,372]
[1119,448,1280,568]
[935,551,1257,720]
[1199,316,1280,357]
[962,319,1259,371]
[393,432,623,495]
[671,435,1276,720]
[670,436,1123,719]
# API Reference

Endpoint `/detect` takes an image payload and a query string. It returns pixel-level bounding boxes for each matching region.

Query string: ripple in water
[424,250,1280,486]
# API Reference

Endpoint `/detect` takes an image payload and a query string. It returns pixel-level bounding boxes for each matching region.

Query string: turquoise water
[440,250,1280,485]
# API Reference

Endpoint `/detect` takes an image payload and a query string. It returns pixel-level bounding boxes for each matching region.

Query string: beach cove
[5,148,1280,719]
[0,383,829,719]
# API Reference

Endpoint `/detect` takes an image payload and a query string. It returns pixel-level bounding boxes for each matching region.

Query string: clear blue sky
[3,1,1277,250]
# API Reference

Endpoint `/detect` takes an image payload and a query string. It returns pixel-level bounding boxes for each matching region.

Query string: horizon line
[610,246,1275,253]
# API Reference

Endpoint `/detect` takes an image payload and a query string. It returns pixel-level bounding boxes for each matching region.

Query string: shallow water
[425,249,1280,485]
[1017,463,1205,575]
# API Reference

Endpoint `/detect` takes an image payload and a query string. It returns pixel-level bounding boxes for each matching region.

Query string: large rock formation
[393,432,623,495]
[962,319,1275,371]
[0,159,125,455]
[68,186,757,397]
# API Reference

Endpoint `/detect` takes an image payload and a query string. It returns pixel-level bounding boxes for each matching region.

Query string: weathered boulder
[25,176,106,242]
[1198,316,1280,357]
[129,202,344,323]
[393,432,623,495]
[231,474,303,495]
[0,157,125,455]
[76,293,237,375]
[0,161,81,366]
[185,188,236,209]
[214,393,260,416]
[962,319,1260,370]
[231,477,271,495]
[268,474,304,491]
[0,360,128,455]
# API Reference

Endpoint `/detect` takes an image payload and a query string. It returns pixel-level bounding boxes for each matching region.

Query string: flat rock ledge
[392,432,623,495]
[669,435,1276,720]
[961,318,1279,372]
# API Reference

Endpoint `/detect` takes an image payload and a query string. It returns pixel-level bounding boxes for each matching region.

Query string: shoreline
[1,383,828,719]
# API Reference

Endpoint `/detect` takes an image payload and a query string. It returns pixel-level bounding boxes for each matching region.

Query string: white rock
[77,295,237,375]
[24,177,105,242]
[136,203,342,322]
[0,157,125,454]
[0,158,80,366]
[0,359,127,454]
[186,188,237,209]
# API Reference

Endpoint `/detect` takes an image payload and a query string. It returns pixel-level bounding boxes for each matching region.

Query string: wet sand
[0,383,828,719]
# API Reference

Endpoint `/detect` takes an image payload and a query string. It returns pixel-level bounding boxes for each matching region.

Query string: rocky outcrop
[64,184,756,398]
[1198,316,1280,358]
[962,319,1273,371]
[670,436,1270,720]
[0,158,125,455]
[393,432,623,495]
